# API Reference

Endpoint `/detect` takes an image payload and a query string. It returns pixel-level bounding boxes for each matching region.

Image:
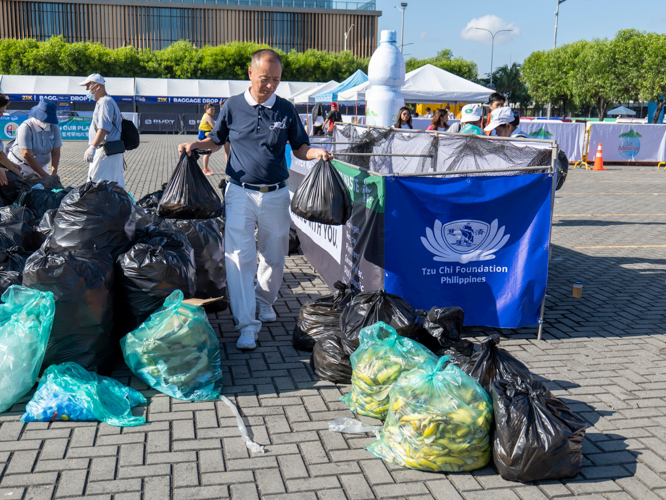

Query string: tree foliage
[522,29,666,121]
[0,36,371,82]
[405,49,478,81]
[0,36,478,84]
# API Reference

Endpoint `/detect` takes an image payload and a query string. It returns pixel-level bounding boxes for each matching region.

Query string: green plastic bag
[343,322,437,420]
[0,286,55,413]
[21,362,146,427]
[120,290,222,401]
[367,356,493,472]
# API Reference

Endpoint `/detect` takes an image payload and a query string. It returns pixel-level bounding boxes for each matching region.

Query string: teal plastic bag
[367,356,493,472]
[0,286,55,413]
[343,322,437,420]
[21,362,146,427]
[121,290,222,401]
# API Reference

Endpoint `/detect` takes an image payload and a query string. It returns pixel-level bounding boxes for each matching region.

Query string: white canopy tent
[0,75,324,103]
[0,75,134,101]
[337,64,493,104]
[607,105,637,116]
[289,80,339,105]
[275,81,319,99]
[134,78,250,101]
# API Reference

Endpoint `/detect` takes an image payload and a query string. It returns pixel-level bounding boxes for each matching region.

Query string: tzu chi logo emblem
[421,219,510,264]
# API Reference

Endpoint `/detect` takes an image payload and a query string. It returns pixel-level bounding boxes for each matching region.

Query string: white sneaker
[257,302,277,323]
[236,328,258,350]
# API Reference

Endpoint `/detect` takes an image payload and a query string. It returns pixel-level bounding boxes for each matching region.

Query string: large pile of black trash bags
[296,286,587,483]
[0,149,227,376]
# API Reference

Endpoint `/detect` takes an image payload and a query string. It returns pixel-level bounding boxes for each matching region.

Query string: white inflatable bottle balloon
[366,30,405,128]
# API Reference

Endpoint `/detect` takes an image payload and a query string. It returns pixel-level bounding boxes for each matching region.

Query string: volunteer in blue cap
[79,73,125,188]
[7,100,61,178]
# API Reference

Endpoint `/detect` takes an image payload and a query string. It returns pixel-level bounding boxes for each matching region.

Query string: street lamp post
[548,0,567,118]
[394,3,408,53]
[473,27,513,87]
[344,24,354,52]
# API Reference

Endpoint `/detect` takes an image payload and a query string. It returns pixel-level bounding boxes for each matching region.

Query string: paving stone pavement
[1,136,666,500]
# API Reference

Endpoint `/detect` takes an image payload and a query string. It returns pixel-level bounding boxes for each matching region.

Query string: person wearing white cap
[78,73,125,188]
[483,107,527,138]
[458,104,484,136]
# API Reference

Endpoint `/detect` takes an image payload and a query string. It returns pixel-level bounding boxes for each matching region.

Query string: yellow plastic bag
[343,322,436,420]
[367,356,493,472]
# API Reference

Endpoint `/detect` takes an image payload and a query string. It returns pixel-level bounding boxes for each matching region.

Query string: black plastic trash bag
[0,206,35,224]
[31,209,57,249]
[0,271,22,295]
[116,226,196,334]
[0,246,28,272]
[23,249,116,374]
[290,159,352,226]
[0,171,63,205]
[293,281,355,352]
[0,208,35,250]
[289,228,301,255]
[311,334,352,384]
[16,187,72,220]
[137,184,166,212]
[134,206,163,230]
[48,181,135,260]
[0,247,28,295]
[172,219,226,302]
[418,306,474,356]
[157,151,223,219]
[492,375,586,482]
[339,290,423,355]
[556,150,569,191]
[460,334,532,394]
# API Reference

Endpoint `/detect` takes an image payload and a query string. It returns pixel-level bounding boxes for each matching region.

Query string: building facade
[0,0,381,57]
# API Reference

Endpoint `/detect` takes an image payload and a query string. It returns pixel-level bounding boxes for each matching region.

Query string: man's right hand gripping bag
[290,159,352,226]
[120,290,223,401]
[158,151,223,220]
[492,375,586,482]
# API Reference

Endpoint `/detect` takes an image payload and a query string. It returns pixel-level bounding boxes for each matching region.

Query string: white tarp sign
[587,123,666,163]
[519,121,586,161]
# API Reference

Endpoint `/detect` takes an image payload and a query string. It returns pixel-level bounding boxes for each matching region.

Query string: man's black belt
[228,178,288,193]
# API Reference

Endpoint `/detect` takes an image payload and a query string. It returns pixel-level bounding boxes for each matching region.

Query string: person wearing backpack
[79,74,126,188]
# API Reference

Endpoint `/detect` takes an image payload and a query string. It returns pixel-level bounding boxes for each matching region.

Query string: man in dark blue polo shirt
[179,49,331,350]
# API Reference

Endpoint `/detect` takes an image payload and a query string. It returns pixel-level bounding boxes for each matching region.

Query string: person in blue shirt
[179,49,331,350]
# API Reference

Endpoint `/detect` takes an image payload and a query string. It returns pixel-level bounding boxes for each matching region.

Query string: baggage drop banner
[587,123,666,163]
[519,121,585,161]
[288,160,385,293]
[384,174,553,328]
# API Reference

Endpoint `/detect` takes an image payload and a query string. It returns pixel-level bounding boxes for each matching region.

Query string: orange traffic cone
[592,143,607,171]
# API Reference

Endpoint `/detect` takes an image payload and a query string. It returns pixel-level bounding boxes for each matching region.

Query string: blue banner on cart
[384,174,553,328]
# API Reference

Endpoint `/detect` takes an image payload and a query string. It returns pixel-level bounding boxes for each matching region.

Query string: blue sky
[375,0,666,77]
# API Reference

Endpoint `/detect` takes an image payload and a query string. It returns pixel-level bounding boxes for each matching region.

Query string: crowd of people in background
[1,87,527,190]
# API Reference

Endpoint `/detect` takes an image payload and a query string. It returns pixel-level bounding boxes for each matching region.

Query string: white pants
[224,182,291,333]
[88,148,125,189]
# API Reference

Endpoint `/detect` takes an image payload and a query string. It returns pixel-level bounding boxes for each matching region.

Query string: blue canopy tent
[314,69,368,104]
